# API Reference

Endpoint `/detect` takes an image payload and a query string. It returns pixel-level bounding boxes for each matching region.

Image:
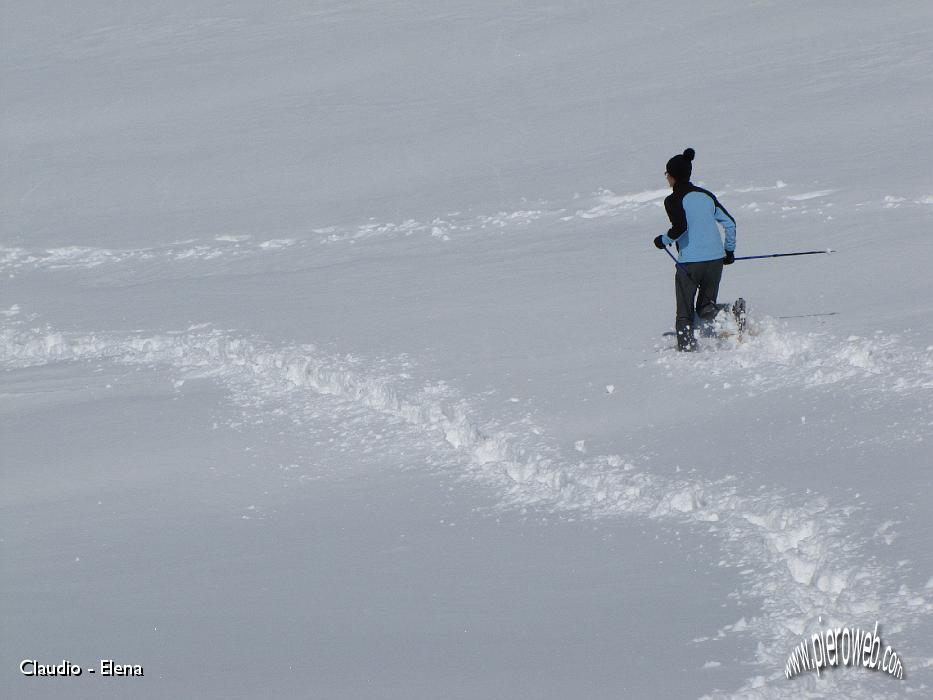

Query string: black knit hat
[665,148,695,183]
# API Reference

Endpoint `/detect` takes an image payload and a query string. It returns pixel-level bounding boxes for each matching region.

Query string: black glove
[653,235,665,250]
[723,250,735,265]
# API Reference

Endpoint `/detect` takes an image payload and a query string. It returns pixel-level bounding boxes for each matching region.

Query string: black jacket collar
[673,181,693,193]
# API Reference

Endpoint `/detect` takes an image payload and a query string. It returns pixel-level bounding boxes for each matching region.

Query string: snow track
[3,185,929,277]
[3,318,929,698]
[660,316,933,396]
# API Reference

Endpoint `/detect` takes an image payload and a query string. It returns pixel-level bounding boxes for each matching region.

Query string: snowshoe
[732,298,747,333]
[669,300,748,349]
[695,303,731,338]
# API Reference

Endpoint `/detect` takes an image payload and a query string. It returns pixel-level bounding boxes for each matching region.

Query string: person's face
[666,172,676,187]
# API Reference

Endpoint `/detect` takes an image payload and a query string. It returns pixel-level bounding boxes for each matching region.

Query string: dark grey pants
[674,259,723,350]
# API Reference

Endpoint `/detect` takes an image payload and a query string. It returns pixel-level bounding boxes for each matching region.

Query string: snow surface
[2,1,932,698]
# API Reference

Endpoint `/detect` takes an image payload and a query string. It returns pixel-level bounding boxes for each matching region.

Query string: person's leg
[675,266,699,351]
[695,259,724,321]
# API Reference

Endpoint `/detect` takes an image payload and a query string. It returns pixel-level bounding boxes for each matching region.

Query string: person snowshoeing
[653,148,737,351]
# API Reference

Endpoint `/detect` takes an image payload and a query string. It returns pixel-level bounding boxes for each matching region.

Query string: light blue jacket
[660,183,736,263]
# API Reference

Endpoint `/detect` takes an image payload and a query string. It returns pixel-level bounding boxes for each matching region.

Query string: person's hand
[723,250,735,265]
[653,235,665,250]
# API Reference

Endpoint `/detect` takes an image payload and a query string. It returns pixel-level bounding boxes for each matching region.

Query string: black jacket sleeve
[664,193,687,240]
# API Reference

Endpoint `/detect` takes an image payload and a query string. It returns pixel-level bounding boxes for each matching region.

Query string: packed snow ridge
[2,316,930,697]
[2,184,928,276]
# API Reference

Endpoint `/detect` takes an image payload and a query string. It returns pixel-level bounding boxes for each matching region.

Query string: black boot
[676,324,697,352]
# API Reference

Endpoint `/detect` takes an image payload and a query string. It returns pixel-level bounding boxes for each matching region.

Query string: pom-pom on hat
[666,148,695,183]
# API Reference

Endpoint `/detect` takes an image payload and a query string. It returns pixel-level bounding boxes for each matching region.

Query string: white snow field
[2,1,932,698]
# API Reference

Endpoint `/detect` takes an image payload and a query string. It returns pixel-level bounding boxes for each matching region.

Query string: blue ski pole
[734,249,834,261]
[662,245,693,275]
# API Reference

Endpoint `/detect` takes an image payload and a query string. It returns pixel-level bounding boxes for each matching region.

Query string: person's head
[665,148,695,187]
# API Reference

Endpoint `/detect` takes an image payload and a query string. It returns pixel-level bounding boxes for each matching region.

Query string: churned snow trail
[2,316,930,698]
[658,315,933,395]
[2,184,927,277]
